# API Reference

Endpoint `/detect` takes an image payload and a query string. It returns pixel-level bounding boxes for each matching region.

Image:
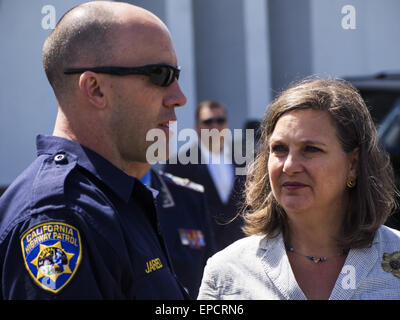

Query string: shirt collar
[140,170,152,186]
[149,169,175,208]
[36,134,136,203]
[140,170,159,199]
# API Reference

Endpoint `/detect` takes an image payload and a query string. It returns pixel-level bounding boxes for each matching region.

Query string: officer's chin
[144,140,170,165]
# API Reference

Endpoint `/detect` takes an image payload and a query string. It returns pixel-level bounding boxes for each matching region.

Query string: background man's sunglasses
[64,64,180,87]
[201,117,227,125]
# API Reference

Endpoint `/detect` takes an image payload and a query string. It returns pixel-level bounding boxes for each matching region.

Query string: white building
[1,0,399,189]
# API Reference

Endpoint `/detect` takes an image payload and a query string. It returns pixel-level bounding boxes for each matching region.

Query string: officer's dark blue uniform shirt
[147,170,216,299]
[0,135,185,299]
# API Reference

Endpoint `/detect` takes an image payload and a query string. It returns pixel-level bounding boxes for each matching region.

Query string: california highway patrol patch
[20,222,82,293]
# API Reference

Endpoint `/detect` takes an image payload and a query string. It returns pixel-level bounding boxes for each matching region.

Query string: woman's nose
[282,151,303,175]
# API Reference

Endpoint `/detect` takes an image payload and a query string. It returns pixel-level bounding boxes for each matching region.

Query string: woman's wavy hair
[242,77,398,248]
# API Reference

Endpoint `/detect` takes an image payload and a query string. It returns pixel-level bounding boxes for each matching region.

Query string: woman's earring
[346,177,356,188]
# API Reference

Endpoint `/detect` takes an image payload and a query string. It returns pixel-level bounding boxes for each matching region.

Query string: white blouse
[198,226,400,300]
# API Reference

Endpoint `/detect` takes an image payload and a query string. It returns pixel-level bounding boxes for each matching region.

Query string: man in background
[165,100,246,251]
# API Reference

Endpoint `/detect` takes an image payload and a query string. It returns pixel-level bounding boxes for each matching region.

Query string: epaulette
[31,152,78,211]
[160,172,205,193]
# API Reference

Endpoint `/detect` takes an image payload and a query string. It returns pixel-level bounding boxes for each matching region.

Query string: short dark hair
[42,4,117,101]
[195,100,227,123]
[243,77,398,249]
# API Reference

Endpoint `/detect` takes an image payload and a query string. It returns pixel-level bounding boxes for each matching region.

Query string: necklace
[285,244,349,264]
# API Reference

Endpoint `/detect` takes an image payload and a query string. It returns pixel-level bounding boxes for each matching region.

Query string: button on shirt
[0,135,185,299]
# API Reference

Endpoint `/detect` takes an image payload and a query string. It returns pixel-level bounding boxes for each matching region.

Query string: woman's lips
[282,181,308,190]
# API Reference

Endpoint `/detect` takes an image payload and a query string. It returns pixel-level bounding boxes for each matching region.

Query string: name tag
[145,258,163,274]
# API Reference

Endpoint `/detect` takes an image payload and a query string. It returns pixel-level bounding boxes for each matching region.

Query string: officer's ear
[78,72,107,109]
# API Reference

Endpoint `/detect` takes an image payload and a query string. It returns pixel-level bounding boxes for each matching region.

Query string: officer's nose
[164,80,187,108]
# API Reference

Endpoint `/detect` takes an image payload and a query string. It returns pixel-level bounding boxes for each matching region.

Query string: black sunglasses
[201,117,227,125]
[63,64,180,87]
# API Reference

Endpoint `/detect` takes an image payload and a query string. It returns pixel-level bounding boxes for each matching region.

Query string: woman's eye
[271,145,287,153]
[304,146,322,152]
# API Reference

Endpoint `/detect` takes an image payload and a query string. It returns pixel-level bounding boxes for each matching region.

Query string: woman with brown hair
[198,78,400,300]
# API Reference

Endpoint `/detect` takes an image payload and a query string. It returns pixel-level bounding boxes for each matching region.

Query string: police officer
[0,1,187,299]
[136,163,216,299]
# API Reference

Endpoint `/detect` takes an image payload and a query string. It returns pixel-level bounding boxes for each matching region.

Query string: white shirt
[199,141,234,204]
[198,226,400,300]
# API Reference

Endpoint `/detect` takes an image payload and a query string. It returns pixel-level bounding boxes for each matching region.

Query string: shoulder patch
[161,172,205,193]
[20,222,82,293]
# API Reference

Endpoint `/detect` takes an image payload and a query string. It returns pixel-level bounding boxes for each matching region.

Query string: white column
[243,0,272,119]
[165,0,197,133]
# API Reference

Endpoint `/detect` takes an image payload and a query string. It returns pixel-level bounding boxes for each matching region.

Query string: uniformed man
[0,1,187,299]
[131,162,216,299]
